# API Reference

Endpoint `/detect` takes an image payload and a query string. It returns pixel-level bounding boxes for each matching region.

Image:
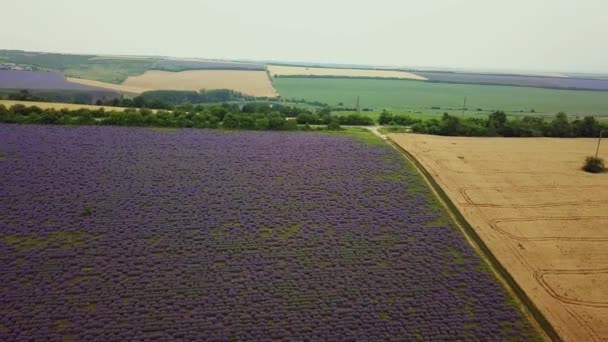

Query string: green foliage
[335,113,374,125]
[0,89,119,104]
[82,206,93,217]
[326,121,342,130]
[378,109,421,126]
[550,112,572,137]
[0,103,299,131]
[411,112,608,138]
[574,116,602,137]
[136,89,251,106]
[582,156,606,173]
[487,110,507,134]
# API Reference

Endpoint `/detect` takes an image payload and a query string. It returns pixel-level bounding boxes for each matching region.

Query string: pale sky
[1,0,607,73]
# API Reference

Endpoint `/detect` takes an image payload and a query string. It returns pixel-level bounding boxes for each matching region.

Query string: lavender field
[0,70,114,93]
[414,71,608,91]
[0,125,538,340]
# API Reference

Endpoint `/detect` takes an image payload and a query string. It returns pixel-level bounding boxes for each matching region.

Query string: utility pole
[462,96,467,115]
[595,129,605,159]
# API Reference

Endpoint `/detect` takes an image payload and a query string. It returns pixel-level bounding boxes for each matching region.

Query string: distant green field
[274,77,608,115]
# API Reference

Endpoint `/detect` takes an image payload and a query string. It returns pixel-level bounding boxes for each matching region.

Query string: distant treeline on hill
[380,110,607,138]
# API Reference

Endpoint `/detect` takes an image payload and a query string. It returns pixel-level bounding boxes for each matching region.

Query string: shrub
[326,122,342,131]
[582,156,606,173]
[82,205,93,217]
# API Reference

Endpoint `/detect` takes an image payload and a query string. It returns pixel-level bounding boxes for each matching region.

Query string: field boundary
[386,136,561,342]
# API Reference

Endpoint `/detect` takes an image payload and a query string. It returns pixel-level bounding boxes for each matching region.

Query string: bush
[582,156,606,173]
[326,122,342,131]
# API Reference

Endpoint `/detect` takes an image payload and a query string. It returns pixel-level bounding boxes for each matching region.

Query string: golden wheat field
[390,134,608,342]
[69,70,279,97]
[66,78,143,94]
[123,70,278,97]
[267,65,427,80]
[0,100,129,112]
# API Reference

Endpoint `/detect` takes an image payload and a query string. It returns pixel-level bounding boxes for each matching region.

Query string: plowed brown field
[390,134,608,341]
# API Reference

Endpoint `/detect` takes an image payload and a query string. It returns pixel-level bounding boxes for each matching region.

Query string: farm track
[535,269,608,307]
[388,134,608,341]
[488,216,608,241]
[458,186,608,208]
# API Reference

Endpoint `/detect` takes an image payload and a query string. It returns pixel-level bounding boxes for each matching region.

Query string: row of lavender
[0,125,538,340]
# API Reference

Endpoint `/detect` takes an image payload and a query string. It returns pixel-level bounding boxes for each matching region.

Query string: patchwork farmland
[0,125,539,340]
[390,134,608,341]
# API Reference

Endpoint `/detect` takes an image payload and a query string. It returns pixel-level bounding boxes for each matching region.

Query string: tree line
[2,100,606,138]
[3,89,279,110]
[380,110,607,138]
[295,107,374,126]
[0,103,344,131]
[95,89,270,109]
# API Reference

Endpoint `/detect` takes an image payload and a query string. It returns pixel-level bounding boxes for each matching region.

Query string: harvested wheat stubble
[66,78,143,94]
[69,70,279,97]
[390,134,608,342]
[123,70,278,96]
[267,65,427,80]
[0,100,129,112]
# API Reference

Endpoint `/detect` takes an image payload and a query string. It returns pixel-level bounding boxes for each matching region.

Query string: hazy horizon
[1,0,607,74]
